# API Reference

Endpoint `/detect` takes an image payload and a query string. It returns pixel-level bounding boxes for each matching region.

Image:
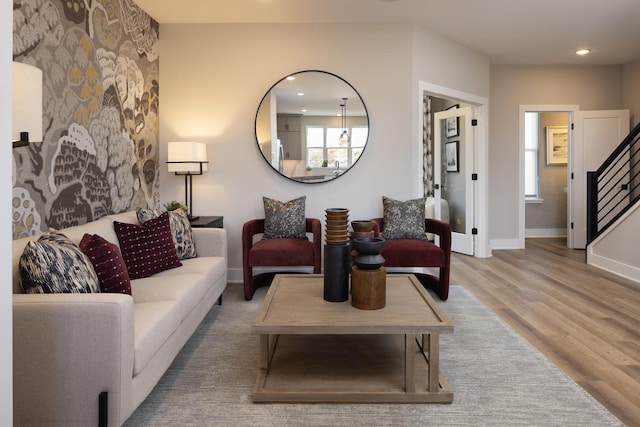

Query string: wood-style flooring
[452,238,640,426]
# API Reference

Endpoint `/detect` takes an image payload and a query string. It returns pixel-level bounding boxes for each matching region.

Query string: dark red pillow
[114,212,182,279]
[79,233,132,295]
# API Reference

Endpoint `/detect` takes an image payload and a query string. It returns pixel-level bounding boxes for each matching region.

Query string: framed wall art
[445,141,459,172]
[445,104,459,137]
[546,126,568,165]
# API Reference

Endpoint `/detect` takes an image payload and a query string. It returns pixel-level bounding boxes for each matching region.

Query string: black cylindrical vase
[323,243,351,302]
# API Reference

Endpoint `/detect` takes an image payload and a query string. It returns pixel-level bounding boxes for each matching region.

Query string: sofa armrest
[192,227,227,259]
[13,293,135,426]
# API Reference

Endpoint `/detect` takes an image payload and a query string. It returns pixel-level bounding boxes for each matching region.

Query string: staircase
[586,121,640,282]
[587,121,640,242]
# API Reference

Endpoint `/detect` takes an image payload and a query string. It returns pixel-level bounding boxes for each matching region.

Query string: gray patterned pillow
[19,229,101,294]
[382,196,427,240]
[263,196,307,239]
[136,207,197,259]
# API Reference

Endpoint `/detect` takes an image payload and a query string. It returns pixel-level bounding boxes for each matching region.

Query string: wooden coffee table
[251,274,454,403]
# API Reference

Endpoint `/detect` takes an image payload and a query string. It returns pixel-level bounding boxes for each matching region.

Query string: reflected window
[306,126,369,168]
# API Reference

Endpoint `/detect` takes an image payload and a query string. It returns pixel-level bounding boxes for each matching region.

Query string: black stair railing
[587,121,640,244]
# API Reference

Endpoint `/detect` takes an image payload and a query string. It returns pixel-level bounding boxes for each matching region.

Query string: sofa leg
[99,391,108,427]
[217,295,222,305]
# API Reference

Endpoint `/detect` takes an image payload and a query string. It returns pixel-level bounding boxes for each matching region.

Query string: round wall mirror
[255,70,369,183]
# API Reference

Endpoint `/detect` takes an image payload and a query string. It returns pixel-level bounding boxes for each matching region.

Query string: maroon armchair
[242,218,322,300]
[371,217,451,300]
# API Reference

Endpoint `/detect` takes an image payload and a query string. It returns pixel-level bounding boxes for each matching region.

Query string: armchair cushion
[263,196,307,239]
[382,196,427,240]
[381,239,445,267]
[249,238,317,266]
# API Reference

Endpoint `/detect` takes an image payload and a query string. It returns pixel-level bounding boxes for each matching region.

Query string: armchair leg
[415,273,449,301]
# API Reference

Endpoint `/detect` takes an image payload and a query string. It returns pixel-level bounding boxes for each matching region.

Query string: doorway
[519,106,630,249]
[418,81,490,258]
[523,111,571,243]
[518,105,578,249]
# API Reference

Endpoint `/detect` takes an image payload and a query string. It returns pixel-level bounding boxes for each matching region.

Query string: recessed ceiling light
[297,92,304,96]
[576,49,591,56]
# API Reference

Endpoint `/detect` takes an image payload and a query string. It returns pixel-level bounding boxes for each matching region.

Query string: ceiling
[133,0,640,65]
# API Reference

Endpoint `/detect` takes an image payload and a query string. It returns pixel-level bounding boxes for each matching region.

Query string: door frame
[518,105,579,249]
[418,81,490,258]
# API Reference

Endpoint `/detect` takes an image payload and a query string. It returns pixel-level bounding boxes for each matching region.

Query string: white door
[434,106,475,255]
[570,110,630,249]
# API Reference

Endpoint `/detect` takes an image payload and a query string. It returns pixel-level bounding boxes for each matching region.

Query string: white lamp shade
[12,62,43,142]
[167,141,208,173]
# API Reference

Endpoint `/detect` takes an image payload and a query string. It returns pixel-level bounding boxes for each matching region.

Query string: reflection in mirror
[255,70,369,183]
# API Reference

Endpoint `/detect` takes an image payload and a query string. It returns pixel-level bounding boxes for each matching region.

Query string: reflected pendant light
[339,97,350,143]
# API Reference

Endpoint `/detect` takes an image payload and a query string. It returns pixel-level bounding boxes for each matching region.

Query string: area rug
[124,284,622,426]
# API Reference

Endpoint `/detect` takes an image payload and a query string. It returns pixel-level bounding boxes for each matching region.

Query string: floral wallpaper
[12,0,160,238]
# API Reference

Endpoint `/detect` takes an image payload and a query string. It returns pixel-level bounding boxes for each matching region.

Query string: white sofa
[11,211,227,426]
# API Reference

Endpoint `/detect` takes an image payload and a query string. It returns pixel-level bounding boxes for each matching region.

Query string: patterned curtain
[423,93,434,197]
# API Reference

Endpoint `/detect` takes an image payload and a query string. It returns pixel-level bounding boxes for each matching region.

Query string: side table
[189,216,223,228]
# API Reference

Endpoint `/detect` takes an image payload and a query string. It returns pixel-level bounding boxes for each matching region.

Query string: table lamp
[167,141,208,220]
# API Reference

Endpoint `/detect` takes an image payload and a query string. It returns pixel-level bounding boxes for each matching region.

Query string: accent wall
[12,0,159,238]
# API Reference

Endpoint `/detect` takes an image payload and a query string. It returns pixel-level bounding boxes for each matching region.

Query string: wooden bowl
[351,220,374,232]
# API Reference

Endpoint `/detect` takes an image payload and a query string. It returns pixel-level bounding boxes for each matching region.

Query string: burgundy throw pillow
[79,233,132,295]
[114,212,182,279]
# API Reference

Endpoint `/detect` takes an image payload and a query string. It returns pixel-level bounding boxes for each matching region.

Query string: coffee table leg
[405,334,415,393]
[259,334,269,370]
[428,334,440,392]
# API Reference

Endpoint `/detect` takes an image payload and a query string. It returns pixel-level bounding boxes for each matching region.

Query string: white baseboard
[525,228,567,238]
[490,239,523,250]
[587,251,640,284]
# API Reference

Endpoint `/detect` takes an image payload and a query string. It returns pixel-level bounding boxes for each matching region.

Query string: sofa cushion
[79,233,132,295]
[263,196,307,239]
[133,300,182,376]
[114,212,182,279]
[19,229,100,294]
[136,208,197,260]
[382,196,427,240]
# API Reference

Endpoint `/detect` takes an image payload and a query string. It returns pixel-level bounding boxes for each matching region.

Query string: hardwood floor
[451,238,640,426]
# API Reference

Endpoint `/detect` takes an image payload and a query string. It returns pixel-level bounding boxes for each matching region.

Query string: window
[306,126,368,168]
[524,112,540,199]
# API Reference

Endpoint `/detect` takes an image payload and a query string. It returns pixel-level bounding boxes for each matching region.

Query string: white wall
[623,58,640,126]
[1,0,13,421]
[159,23,490,279]
[412,25,490,100]
[588,204,640,282]
[489,65,624,246]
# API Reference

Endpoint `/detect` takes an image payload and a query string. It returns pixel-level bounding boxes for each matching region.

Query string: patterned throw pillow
[381,196,427,240]
[114,212,182,279]
[79,233,132,295]
[263,196,307,239]
[19,229,100,294]
[136,207,197,259]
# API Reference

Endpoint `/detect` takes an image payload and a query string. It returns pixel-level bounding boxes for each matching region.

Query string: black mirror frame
[254,70,369,184]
